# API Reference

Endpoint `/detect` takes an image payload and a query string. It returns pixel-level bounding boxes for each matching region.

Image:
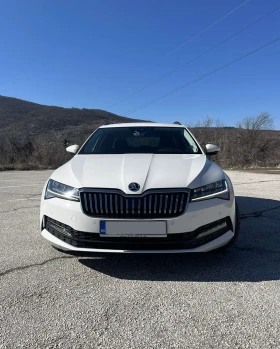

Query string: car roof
[99,122,186,128]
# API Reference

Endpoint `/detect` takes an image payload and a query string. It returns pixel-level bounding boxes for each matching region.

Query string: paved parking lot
[0,170,279,348]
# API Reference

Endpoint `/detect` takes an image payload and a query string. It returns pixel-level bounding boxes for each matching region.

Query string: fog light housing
[46,217,73,238]
[196,221,228,239]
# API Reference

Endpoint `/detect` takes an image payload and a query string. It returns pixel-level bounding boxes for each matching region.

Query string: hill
[0,95,144,144]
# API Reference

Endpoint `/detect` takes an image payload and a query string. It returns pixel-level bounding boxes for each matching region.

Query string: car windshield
[79,126,202,155]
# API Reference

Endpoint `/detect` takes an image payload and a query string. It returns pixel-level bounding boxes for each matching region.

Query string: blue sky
[0,0,279,129]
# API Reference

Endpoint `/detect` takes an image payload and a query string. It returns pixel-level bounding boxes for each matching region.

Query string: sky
[0,0,280,129]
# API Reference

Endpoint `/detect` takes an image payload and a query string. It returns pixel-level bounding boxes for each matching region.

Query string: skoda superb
[40,123,240,253]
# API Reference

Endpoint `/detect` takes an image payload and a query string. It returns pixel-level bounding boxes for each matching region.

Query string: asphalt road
[0,170,279,348]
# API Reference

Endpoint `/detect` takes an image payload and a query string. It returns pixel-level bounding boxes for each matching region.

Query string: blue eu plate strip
[100,221,106,235]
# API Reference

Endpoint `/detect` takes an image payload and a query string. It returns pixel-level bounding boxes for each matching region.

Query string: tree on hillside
[236,112,277,166]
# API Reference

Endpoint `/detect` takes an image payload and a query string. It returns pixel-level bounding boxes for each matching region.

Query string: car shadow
[77,196,280,282]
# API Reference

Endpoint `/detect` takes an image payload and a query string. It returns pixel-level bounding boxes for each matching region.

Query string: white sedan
[40,122,240,253]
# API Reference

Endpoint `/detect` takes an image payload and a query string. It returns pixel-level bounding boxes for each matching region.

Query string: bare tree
[236,113,276,166]
[215,118,224,128]
[237,112,274,131]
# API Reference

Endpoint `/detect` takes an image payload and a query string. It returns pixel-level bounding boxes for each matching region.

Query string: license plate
[100,221,167,238]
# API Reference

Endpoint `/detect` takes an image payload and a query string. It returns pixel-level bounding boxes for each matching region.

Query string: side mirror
[66,145,79,154]
[205,144,220,155]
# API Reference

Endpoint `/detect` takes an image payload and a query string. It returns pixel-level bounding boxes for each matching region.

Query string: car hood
[51,154,224,193]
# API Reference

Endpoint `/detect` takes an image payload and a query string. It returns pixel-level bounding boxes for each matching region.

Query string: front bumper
[41,228,234,253]
[41,215,234,253]
[40,183,236,253]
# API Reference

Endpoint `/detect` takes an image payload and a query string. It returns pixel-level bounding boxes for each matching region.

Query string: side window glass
[183,129,198,153]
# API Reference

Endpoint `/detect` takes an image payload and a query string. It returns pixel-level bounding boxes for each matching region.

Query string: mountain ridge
[0,95,144,143]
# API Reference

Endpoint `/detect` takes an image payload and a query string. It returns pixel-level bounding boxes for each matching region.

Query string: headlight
[190,179,229,202]
[45,179,80,201]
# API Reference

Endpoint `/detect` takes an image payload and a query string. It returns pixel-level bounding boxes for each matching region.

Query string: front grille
[80,189,189,219]
[45,216,231,250]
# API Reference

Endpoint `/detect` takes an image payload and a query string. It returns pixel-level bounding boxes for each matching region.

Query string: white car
[40,122,240,253]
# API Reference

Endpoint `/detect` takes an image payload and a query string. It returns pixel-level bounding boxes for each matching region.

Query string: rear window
[79,127,201,155]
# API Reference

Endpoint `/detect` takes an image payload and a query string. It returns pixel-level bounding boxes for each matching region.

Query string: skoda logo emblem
[128,182,140,192]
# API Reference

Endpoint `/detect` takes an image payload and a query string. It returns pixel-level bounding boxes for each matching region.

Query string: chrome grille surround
[79,188,190,219]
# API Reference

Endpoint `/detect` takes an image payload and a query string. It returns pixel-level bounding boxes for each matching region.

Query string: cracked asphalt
[0,170,280,348]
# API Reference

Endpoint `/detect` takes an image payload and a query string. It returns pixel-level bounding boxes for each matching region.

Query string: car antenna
[173,121,182,125]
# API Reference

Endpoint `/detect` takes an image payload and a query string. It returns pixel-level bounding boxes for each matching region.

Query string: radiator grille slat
[179,194,184,212]
[84,194,89,211]
[94,194,98,214]
[80,190,189,218]
[169,194,174,214]
[174,194,179,214]
[120,196,123,214]
[149,195,152,214]
[115,195,118,214]
[99,193,103,214]
[164,195,168,214]
[159,195,163,214]
[89,194,93,213]
[125,198,129,215]
[110,194,113,214]
[144,197,147,214]
[154,195,157,215]
[137,199,141,215]
[104,194,108,214]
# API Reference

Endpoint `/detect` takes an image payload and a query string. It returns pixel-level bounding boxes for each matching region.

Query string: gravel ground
[0,170,279,348]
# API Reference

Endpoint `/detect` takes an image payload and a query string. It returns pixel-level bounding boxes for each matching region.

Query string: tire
[213,201,240,252]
